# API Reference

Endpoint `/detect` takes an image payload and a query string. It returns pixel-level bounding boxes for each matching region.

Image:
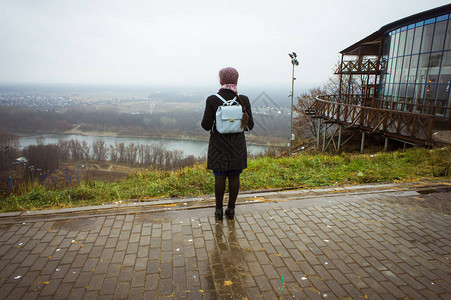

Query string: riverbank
[15,131,269,157]
[63,125,118,137]
[64,127,284,146]
[16,126,282,147]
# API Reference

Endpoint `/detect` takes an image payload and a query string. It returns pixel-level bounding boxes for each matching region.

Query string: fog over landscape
[1,0,449,88]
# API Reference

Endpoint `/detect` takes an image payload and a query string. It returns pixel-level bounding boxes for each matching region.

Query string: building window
[381,13,451,118]
[444,19,451,49]
[412,26,423,54]
[405,28,414,55]
[421,23,435,53]
[432,20,447,51]
[398,29,408,56]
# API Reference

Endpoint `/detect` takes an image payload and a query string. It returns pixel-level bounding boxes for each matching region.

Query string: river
[15,132,267,157]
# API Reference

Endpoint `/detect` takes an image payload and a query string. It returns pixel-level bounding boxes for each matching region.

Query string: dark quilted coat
[201,89,254,171]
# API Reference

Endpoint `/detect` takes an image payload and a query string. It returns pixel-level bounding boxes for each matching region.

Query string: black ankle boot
[225,207,235,220]
[215,209,223,220]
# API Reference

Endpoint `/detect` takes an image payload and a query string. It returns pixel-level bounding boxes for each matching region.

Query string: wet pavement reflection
[209,220,248,299]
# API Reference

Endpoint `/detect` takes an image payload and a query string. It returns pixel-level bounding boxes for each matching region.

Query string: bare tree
[0,127,20,171]
[151,143,165,168]
[69,139,83,161]
[164,150,174,169]
[110,144,118,162]
[293,86,327,139]
[125,143,138,165]
[143,145,152,166]
[137,144,145,165]
[92,139,108,161]
[293,67,364,144]
[81,140,91,161]
[115,142,126,163]
[57,139,70,161]
[172,149,184,169]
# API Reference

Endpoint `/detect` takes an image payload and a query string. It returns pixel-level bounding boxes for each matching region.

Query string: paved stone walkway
[0,181,450,299]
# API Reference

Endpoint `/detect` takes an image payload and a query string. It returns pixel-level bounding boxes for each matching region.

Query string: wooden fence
[311,95,437,144]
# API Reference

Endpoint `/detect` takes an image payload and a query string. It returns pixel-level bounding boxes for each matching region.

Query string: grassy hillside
[1,146,450,213]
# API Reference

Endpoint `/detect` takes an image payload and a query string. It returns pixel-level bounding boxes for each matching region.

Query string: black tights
[215,174,240,210]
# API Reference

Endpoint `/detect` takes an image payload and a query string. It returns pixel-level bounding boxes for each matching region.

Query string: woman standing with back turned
[201,67,254,220]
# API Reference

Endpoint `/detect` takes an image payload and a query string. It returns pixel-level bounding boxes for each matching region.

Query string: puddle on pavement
[51,218,104,231]
[206,221,249,298]
[418,189,439,195]
[417,186,451,195]
[134,208,214,224]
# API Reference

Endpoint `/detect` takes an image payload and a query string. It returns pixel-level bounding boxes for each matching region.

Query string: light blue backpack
[214,94,244,134]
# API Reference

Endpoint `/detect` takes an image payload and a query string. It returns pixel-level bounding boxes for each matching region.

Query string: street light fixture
[289,52,299,156]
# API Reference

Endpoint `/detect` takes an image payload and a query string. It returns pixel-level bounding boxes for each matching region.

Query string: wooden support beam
[316,118,321,150]
[322,123,327,152]
[325,127,339,152]
[360,131,365,154]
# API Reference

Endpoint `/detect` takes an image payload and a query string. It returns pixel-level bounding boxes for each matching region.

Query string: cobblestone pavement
[0,181,450,299]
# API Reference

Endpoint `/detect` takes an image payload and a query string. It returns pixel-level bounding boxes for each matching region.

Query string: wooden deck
[308,95,439,145]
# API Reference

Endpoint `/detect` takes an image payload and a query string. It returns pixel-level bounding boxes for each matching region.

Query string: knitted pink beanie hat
[219,67,239,85]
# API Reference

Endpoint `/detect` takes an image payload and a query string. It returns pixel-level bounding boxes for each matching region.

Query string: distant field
[88,100,200,114]
[70,91,150,102]
[114,100,199,114]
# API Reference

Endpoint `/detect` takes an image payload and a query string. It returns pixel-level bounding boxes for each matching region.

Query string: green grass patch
[1,146,450,212]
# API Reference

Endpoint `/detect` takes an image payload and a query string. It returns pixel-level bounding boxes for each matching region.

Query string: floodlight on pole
[289,52,299,156]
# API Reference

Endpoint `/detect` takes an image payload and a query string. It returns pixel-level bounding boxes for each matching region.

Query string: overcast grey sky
[0,0,450,88]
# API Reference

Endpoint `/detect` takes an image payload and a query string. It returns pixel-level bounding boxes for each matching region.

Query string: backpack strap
[215,94,237,106]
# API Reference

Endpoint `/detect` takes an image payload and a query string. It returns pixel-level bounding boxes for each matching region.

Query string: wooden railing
[321,94,363,105]
[335,59,382,74]
[311,95,436,144]
[371,98,450,117]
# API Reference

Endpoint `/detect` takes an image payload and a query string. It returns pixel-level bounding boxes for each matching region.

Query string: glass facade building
[319,4,451,146]
[379,13,451,118]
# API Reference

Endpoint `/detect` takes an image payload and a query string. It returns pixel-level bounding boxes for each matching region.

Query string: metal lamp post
[289,52,299,156]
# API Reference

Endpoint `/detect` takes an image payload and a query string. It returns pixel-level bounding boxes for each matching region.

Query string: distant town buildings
[0,92,81,109]
[0,91,152,110]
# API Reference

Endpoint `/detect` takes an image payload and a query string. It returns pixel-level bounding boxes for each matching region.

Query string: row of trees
[0,125,204,180]
[1,133,205,193]
[0,128,20,172]
[31,138,202,172]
